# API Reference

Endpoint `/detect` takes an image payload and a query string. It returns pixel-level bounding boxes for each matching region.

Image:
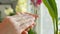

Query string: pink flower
[36,0,42,5]
[31,0,42,6]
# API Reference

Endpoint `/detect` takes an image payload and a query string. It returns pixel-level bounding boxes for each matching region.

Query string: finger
[29,23,36,28]
[25,28,30,31]
[24,12,38,18]
[25,23,35,31]
[21,31,28,34]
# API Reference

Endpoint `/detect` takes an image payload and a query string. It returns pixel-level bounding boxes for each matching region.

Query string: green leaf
[28,29,36,34]
[42,0,58,34]
[42,0,58,24]
[42,0,55,21]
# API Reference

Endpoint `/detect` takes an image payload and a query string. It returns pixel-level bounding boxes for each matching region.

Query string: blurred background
[0,0,60,34]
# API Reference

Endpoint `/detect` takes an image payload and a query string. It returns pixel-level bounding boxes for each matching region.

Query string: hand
[21,23,35,34]
[16,12,38,19]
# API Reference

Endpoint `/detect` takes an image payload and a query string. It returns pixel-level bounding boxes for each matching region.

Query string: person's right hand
[21,23,35,34]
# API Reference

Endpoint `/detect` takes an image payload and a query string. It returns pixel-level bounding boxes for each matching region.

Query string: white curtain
[41,0,60,34]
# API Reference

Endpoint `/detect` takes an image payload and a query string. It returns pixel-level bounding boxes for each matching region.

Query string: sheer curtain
[41,0,60,34]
